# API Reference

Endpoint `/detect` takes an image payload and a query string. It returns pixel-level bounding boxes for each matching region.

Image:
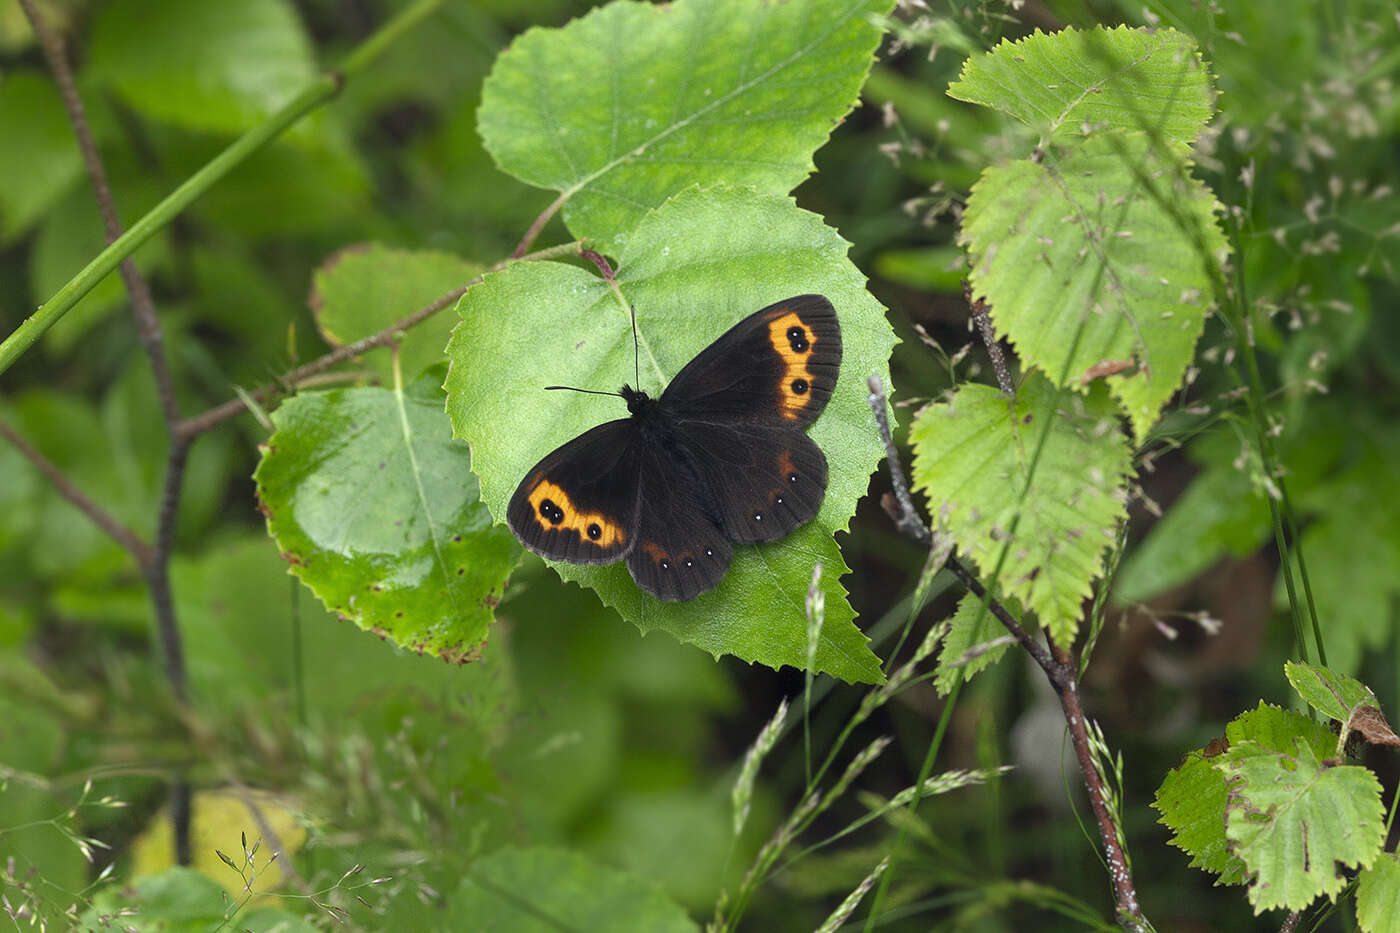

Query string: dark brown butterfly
[507,295,841,601]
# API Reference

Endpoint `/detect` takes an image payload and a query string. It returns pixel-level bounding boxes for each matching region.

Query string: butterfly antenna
[630,304,640,390]
[544,385,624,398]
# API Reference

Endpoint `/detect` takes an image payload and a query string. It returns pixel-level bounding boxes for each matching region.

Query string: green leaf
[254,374,521,662]
[310,243,481,382]
[0,659,86,895]
[174,535,516,712]
[1154,743,1247,886]
[1275,430,1400,674]
[478,0,894,248]
[332,2,502,130]
[947,26,1214,150]
[1154,702,1335,885]
[187,137,370,236]
[447,186,892,683]
[0,71,82,241]
[449,847,697,933]
[1224,702,1338,758]
[1,381,174,580]
[1113,463,1269,603]
[1115,405,1345,603]
[1217,737,1384,913]
[909,373,1131,646]
[79,867,316,933]
[1357,852,1400,933]
[872,245,968,294]
[933,590,1018,695]
[960,131,1226,440]
[1284,660,1377,724]
[87,0,318,138]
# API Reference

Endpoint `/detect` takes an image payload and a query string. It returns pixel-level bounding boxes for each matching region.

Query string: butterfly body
[508,295,841,601]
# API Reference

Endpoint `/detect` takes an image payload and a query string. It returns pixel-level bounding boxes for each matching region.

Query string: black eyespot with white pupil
[684,557,694,568]
[753,511,763,522]
[788,473,799,484]
[660,558,671,570]
[587,523,602,540]
[539,498,565,524]
[790,378,808,395]
[786,326,809,352]
[705,548,714,557]
[775,495,784,505]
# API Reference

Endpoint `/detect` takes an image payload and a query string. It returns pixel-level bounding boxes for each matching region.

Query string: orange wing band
[766,311,821,421]
[526,477,627,548]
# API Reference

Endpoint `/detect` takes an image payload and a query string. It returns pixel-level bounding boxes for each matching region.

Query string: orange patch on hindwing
[766,311,819,421]
[526,477,626,548]
[777,448,798,480]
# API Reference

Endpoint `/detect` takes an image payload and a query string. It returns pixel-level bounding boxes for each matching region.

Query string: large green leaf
[1112,462,1270,603]
[960,132,1225,441]
[1115,404,1345,603]
[477,0,893,248]
[187,137,370,236]
[948,26,1214,151]
[1218,737,1384,913]
[951,26,1224,441]
[449,846,697,932]
[909,373,1131,646]
[86,0,318,138]
[254,374,521,662]
[310,243,480,383]
[0,71,82,241]
[1153,703,1335,886]
[0,658,86,899]
[447,186,892,684]
[1275,431,1400,674]
[173,535,514,712]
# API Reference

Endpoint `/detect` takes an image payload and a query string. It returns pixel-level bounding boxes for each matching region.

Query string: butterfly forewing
[626,448,733,601]
[661,295,841,429]
[506,420,642,565]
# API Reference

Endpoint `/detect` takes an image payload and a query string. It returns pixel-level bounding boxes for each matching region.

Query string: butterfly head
[619,383,653,416]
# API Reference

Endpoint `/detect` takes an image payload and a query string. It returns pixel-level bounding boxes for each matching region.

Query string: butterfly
[507,295,842,601]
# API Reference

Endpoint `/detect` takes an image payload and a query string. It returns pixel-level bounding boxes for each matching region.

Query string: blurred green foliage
[0,0,1397,930]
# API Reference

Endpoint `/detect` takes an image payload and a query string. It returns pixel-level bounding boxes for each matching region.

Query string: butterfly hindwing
[506,420,642,565]
[625,447,733,602]
[661,294,841,428]
[674,422,829,544]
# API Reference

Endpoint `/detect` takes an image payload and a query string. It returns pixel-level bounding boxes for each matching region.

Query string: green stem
[0,0,443,378]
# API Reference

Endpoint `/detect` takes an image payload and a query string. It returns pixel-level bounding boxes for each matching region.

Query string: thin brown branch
[964,281,1013,395]
[943,557,1061,679]
[0,416,153,568]
[178,240,584,439]
[147,439,191,702]
[1049,639,1147,931]
[177,282,473,439]
[864,370,1144,927]
[511,191,569,258]
[19,0,180,429]
[19,0,195,868]
[863,374,1058,675]
[865,375,930,544]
